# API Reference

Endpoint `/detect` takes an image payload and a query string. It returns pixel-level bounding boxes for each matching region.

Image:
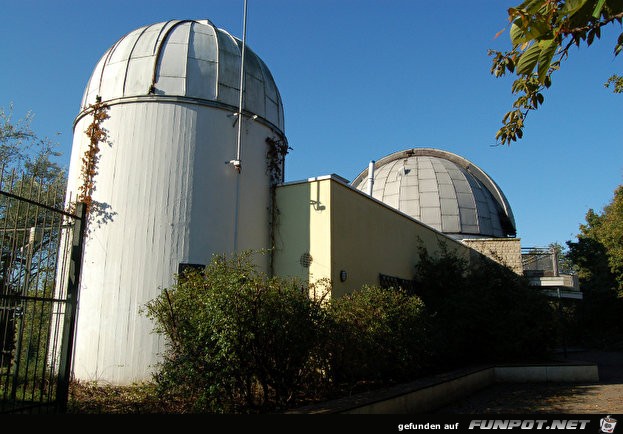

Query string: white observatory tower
[66,19,286,384]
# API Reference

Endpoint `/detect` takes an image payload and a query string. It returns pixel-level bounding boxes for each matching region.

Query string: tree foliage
[567,185,623,344]
[413,246,556,365]
[490,0,623,144]
[0,104,64,183]
[570,185,623,292]
[0,106,66,295]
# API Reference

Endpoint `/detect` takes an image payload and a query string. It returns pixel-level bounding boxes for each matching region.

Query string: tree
[490,0,623,144]
[549,241,578,274]
[0,105,66,377]
[0,105,66,293]
[567,185,623,344]
[0,104,64,179]
[569,185,623,292]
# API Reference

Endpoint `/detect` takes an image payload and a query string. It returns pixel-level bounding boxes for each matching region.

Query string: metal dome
[79,19,284,132]
[352,148,516,238]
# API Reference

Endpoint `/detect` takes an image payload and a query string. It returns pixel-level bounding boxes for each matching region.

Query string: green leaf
[616,32,623,56]
[561,0,590,16]
[516,43,542,75]
[510,22,526,45]
[510,19,552,45]
[537,38,558,82]
[518,0,548,14]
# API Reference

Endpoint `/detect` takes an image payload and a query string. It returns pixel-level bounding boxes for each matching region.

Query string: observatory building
[351,148,516,240]
[66,19,285,383]
[351,148,524,274]
[66,19,577,385]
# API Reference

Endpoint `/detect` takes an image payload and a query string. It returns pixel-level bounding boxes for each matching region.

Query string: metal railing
[521,247,559,277]
[0,168,84,413]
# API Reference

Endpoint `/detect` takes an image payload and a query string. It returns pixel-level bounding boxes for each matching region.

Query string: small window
[379,273,416,294]
[178,263,206,275]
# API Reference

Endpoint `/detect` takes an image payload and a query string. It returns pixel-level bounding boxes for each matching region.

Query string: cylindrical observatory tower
[66,19,285,384]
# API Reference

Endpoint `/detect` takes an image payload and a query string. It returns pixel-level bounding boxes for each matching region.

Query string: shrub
[324,285,428,387]
[413,246,556,367]
[143,251,327,413]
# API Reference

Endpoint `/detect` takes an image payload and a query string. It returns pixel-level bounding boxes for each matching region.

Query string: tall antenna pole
[233,0,248,172]
[232,0,248,253]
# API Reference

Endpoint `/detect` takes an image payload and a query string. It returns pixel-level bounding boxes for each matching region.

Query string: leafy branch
[490,0,623,145]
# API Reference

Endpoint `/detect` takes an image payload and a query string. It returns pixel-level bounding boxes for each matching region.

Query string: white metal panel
[421,208,442,227]
[82,55,106,107]
[132,27,162,57]
[218,84,239,107]
[125,57,153,95]
[99,61,126,100]
[436,171,452,185]
[382,194,398,209]
[439,183,456,198]
[167,22,191,44]
[418,178,438,193]
[244,73,265,119]
[108,28,143,63]
[260,61,278,101]
[264,99,280,127]
[157,42,188,78]
[186,59,218,100]
[440,198,460,215]
[442,215,461,233]
[420,192,440,208]
[153,76,185,95]
[216,30,241,90]
[189,25,217,61]
[400,199,420,216]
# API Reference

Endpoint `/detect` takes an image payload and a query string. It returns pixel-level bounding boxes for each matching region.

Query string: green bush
[413,246,556,367]
[325,286,428,386]
[143,252,327,413]
[144,247,558,414]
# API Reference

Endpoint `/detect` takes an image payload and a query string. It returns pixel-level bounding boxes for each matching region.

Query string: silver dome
[352,148,516,238]
[79,19,284,132]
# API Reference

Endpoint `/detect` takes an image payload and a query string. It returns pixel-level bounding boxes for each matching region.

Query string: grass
[67,380,193,414]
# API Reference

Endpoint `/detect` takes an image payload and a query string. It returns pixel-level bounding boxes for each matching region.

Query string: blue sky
[1,0,621,248]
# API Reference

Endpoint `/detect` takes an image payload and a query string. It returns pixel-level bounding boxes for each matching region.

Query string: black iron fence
[0,168,84,413]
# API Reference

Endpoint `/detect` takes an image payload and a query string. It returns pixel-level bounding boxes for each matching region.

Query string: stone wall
[462,238,523,275]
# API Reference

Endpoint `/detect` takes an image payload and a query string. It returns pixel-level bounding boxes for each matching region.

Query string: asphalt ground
[435,350,623,414]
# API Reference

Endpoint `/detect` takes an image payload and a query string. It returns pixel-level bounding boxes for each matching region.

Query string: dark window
[379,273,416,294]
[178,263,206,275]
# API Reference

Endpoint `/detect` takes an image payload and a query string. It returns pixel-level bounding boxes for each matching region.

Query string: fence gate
[0,169,84,413]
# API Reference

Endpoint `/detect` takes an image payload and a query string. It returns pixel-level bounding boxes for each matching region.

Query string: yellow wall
[274,176,473,299]
[272,180,311,282]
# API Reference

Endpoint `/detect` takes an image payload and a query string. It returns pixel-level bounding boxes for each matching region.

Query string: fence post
[55,203,86,413]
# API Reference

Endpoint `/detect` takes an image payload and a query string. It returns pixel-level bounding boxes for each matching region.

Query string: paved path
[436,351,623,414]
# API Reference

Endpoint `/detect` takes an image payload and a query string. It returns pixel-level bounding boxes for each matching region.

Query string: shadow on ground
[436,350,623,414]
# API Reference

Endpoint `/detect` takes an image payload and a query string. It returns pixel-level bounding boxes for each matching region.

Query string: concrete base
[289,362,599,414]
